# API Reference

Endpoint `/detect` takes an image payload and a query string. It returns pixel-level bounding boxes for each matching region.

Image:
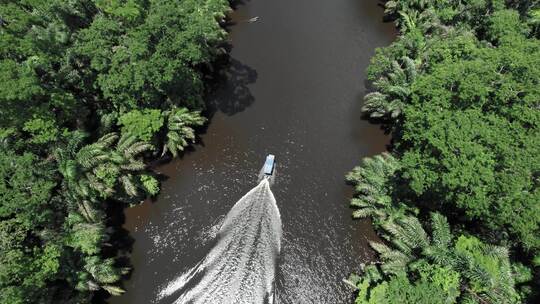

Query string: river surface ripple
[109,0,395,303]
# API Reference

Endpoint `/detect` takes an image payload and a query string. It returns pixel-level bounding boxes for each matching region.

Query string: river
[109,0,395,303]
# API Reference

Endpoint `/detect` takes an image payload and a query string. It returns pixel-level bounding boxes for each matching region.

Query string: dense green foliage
[348,155,532,303]
[350,212,526,303]
[0,0,229,303]
[350,0,539,303]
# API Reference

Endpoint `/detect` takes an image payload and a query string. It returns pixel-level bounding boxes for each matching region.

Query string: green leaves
[162,108,206,157]
[140,174,159,196]
[354,212,524,304]
[486,9,529,43]
[23,117,60,144]
[94,0,142,22]
[118,109,163,142]
[355,270,460,304]
[83,256,121,284]
[353,2,540,303]
[401,81,540,251]
[0,152,56,229]
[362,57,417,121]
[75,0,229,111]
[76,255,127,295]
[73,132,153,199]
[429,213,452,249]
[454,236,520,302]
[347,153,414,227]
[67,223,106,256]
[0,0,229,302]
[0,152,65,303]
[361,0,540,264]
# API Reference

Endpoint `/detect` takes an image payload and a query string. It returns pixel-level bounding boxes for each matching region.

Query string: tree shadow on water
[205,57,257,116]
[92,201,135,304]
[229,0,252,10]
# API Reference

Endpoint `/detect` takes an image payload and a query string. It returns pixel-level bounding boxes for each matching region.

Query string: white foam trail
[158,178,282,304]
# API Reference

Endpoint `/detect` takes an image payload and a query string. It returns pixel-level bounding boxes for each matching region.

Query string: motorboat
[258,154,276,184]
[263,154,275,176]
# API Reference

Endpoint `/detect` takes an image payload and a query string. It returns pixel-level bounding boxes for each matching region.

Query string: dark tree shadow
[205,57,257,116]
[360,79,395,148]
[229,0,252,10]
[92,200,135,304]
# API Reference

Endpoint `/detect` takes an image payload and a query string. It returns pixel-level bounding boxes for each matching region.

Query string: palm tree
[75,132,153,198]
[346,153,410,226]
[56,145,106,223]
[384,1,438,30]
[362,57,417,121]
[51,126,139,298]
[161,108,206,157]
[452,237,519,303]
[386,0,432,14]
[79,256,129,296]
[370,215,429,275]
[68,220,107,255]
[63,188,103,223]
[422,212,453,265]
[110,133,153,197]
[367,212,521,303]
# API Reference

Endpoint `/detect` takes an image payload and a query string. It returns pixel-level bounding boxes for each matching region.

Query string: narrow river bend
[110,0,395,303]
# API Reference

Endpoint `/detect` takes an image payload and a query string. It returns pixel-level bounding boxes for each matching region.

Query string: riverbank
[0,1,231,303]
[348,1,540,303]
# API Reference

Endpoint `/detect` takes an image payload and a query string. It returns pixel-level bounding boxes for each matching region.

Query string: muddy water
[109,0,395,303]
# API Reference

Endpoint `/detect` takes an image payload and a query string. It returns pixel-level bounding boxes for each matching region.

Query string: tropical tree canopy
[350,0,540,303]
[0,0,229,302]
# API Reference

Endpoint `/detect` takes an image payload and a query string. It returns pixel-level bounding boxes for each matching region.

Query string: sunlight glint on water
[157,178,282,303]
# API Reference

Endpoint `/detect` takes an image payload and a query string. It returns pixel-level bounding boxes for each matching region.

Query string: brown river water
[109,0,395,303]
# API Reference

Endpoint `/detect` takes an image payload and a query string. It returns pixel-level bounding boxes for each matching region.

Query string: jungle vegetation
[349,0,540,303]
[0,0,230,303]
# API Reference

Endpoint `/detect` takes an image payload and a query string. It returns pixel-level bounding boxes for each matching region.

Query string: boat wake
[157,178,282,304]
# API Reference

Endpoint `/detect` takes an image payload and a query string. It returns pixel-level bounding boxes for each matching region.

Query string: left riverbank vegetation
[0,0,231,303]
[348,1,539,303]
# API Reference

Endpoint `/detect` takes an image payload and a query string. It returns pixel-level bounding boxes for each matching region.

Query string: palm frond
[76,145,108,168]
[102,285,125,296]
[123,141,153,159]
[380,259,409,275]
[116,133,137,153]
[86,173,112,195]
[430,212,452,248]
[78,199,97,223]
[402,56,417,81]
[85,257,121,284]
[397,216,429,249]
[120,175,138,197]
[97,132,118,147]
[120,160,146,171]
[352,208,377,219]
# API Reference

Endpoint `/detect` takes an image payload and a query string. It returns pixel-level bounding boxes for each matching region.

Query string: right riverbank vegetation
[0,0,231,303]
[347,1,539,303]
